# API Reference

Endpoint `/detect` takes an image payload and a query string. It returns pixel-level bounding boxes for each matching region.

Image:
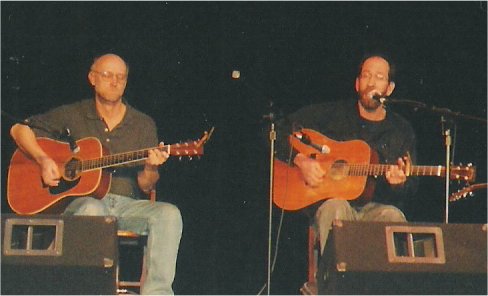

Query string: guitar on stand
[7,129,213,215]
[273,129,476,211]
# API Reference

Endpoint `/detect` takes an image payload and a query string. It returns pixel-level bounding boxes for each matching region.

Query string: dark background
[1,2,486,294]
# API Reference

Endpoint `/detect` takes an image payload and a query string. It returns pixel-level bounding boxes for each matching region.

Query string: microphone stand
[441,117,452,223]
[383,98,486,224]
[267,120,275,296]
[262,101,276,295]
[231,71,277,295]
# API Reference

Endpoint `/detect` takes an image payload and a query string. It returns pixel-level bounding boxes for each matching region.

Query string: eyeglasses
[91,69,128,82]
[359,71,388,82]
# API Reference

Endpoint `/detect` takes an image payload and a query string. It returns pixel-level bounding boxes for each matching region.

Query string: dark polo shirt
[27,98,158,199]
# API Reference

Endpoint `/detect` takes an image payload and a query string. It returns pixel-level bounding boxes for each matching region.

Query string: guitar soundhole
[64,158,82,180]
[330,160,348,180]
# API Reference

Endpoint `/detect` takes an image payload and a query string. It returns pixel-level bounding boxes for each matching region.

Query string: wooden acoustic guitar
[7,130,212,215]
[273,129,476,211]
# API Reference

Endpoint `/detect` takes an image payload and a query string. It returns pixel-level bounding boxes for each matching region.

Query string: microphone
[293,132,330,154]
[372,94,388,104]
[61,128,80,153]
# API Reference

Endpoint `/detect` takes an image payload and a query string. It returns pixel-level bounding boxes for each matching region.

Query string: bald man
[10,53,183,295]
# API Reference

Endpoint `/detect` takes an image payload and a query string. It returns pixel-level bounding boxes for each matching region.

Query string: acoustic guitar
[7,130,212,215]
[273,129,476,211]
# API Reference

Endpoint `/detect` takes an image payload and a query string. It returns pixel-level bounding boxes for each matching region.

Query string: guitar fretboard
[345,164,444,177]
[81,146,167,171]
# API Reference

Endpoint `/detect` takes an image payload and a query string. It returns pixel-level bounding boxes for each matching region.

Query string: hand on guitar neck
[385,155,409,187]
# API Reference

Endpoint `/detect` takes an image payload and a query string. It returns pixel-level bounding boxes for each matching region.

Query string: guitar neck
[81,146,166,171]
[349,164,446,177]
[74,134,207,173]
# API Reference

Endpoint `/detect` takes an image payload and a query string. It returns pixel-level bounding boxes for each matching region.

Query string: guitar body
[7,137,111,215]
[273,129,376,211]
[7,130,211,215]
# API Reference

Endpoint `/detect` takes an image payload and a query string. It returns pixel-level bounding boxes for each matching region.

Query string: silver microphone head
[372,94,387,104]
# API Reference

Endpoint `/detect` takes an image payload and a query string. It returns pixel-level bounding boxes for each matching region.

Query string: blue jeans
[314,199,406,254]
[64,193,183,295]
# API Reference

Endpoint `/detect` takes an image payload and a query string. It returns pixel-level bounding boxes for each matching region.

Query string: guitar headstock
[449,186,473,202]
[449,183,488,202]
[168,128,214,160]
[450,163,476,183]
[170,141,204,158]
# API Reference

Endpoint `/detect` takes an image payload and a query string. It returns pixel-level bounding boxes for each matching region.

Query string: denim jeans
[314,199,406,255]
[64,193,183,295]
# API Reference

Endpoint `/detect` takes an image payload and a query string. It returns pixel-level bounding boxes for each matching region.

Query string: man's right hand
[10,124,61,186]
[293,153,326,188]
[38,156,61,186]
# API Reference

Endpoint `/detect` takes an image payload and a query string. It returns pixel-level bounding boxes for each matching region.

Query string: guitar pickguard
[48,177,81,196]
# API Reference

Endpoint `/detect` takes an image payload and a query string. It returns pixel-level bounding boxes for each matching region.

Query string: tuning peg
[179,156,182,161]
[189,156,193,161]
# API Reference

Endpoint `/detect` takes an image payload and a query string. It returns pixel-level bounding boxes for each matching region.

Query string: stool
[117,230,148,293]
[116,190,155,294]
[300,226,319,295]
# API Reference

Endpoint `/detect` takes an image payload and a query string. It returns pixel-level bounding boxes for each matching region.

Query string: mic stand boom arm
[384,98,487,124]
[383,98,485,224]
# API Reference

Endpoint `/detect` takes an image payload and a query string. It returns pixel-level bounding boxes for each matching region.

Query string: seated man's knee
[71,198,107,216]
[315,199,353,229]
[379,206,406,222]
[317,199,351,218]
[152,203,182,227]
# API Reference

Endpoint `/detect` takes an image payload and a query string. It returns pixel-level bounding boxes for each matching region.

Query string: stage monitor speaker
[1,214,118,295]
[318,220,487,295]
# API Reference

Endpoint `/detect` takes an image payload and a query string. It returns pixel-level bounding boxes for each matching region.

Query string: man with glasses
[10,53,183,295]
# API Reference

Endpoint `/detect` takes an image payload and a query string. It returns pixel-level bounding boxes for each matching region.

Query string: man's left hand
[386,157,407,186]
[145,145,169,169]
